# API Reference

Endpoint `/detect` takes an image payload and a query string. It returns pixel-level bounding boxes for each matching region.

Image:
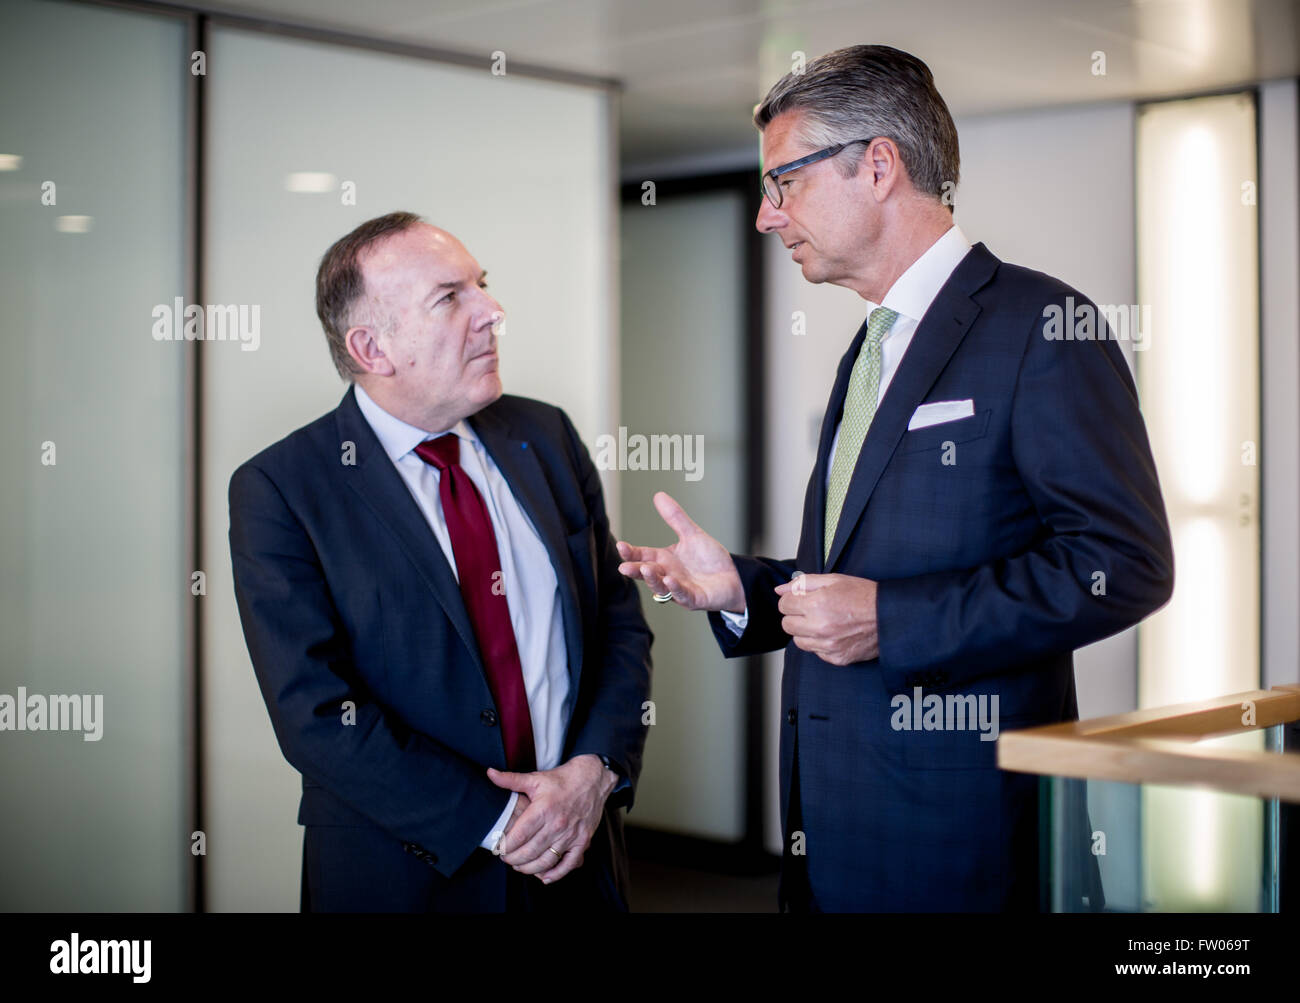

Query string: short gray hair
[315,211,423,381]
[755,45,959,207]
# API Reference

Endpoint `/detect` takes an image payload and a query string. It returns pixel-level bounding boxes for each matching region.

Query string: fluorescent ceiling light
[54,215,93,233]
[284,171,336,193]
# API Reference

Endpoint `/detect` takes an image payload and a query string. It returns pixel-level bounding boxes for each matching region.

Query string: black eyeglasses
[760,137,877,208]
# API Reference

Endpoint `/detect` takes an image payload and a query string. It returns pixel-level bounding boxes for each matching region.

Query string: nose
[473,289,505,331]
[755,196,786,234]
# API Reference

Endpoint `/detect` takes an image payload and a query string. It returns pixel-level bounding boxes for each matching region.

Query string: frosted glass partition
[1136,91,1261,914]
[619,190,746,841]
[0,0,187,910]
[201,27,614,910]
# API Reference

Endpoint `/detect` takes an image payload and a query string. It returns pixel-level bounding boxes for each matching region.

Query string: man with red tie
[229,212,652,912]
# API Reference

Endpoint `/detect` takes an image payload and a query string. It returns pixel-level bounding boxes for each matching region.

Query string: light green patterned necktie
[824,306,898,560]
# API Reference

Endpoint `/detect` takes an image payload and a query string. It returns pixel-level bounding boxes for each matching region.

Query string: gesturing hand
[616,491,745,613]
[488,755,617,883]
[775,572,880,665]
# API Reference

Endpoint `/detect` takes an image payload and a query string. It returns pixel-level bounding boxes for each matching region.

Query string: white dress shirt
[724,223,973,633]
[354,383,570,851]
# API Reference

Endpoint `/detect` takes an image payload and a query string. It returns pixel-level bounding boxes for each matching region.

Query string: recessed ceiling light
[285,172,337,193]
[55,215,93,233]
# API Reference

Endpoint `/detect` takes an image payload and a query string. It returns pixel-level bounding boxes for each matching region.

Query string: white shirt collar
[870,223,972,325]
[353,382,477,463]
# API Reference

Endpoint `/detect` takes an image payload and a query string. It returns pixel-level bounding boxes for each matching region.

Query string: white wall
[1260,78,1300,691]
[619,191,747,840]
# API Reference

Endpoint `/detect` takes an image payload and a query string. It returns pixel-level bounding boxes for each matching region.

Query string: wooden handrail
[997,684,1300,802]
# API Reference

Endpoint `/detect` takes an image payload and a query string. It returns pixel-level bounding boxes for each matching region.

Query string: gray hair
[315,211,423,381]
[755,45,959,207]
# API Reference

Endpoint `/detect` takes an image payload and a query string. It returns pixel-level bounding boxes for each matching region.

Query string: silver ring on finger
[652,591,674,603]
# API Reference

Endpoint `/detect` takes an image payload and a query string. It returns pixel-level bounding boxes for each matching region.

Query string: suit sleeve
[706,555,799,656]
[875,292,1175,692]
[554,411,654,810]
[229,462,510,879]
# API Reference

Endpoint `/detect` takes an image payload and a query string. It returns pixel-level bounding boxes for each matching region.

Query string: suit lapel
[469,407,585,689]
[824,243,999,571]
[334,386,487,681]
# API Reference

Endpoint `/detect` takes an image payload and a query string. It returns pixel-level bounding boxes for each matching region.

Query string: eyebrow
[423,270,488,304]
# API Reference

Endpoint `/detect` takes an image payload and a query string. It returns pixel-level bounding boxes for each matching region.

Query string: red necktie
[414,434,536,772]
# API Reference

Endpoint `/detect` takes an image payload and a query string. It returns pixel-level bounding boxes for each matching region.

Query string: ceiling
[200,0,1300,169]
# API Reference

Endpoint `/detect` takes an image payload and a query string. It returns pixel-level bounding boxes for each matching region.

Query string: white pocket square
[908,399,975,430]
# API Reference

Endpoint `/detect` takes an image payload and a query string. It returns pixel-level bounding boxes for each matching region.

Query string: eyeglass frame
[760,137,879,209]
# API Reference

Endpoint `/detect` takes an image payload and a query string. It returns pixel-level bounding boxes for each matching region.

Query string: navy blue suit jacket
[710,242,1174,911]
[230,387,652,911]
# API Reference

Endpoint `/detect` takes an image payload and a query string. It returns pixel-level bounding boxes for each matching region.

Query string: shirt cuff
[719,606,749,636]
[481,791,519,852]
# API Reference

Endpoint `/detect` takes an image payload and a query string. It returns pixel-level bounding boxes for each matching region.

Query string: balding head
[317,215,506,432]
[316,211,425,381]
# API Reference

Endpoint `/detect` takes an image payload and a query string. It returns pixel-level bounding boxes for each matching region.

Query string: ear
[345,323,396,377]
[866,137,905,201]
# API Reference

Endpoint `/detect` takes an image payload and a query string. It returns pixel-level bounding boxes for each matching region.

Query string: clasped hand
[488,754,617,883]
[775,573,879,665]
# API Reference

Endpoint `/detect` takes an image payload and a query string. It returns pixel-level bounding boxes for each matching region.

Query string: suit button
[481,709,498,726]
[786,708,797,725]
[403,843,438,865]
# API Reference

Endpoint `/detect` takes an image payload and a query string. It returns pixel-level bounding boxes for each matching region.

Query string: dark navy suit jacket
[710,242,1174,911]
[229,387,652,911]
